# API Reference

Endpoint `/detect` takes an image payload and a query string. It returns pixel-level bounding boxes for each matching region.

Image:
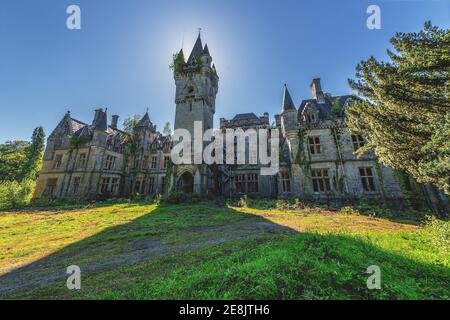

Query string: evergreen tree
[21,127,45,180]
[346,22,449,194]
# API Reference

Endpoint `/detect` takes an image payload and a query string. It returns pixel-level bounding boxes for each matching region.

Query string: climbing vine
[393,169,427,210]
[162,160,174,196]
[295,128,312,194]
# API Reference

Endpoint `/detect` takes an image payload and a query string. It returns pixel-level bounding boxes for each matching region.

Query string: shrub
[424,215,449,254]
[237,195,249,208]
[159,190,190,204]
[0,178,35,210]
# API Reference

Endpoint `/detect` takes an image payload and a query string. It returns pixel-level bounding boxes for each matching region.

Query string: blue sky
[0,0,448,142]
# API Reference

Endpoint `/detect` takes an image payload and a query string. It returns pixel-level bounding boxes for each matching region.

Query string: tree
[0,140,30,181]
[346,22,450,194]
[163,122,172,136]
[122,115,140,135]
[21,127,45,180]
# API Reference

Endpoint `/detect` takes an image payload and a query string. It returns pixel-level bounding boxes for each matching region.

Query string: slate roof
[299,95,354,120]
[187,34,203,64]
[232,113,259,121]
[282,85,296,111]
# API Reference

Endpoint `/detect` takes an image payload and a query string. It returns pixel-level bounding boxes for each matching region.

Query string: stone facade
[35,34,441,207]
[34,109,172,200]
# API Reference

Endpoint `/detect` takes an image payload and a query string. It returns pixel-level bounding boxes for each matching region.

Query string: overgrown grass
[0,200,448,300]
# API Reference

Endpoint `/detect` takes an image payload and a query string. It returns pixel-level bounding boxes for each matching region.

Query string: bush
[424,215,449,254]
[0,178,35,210]
[159,190,190,204]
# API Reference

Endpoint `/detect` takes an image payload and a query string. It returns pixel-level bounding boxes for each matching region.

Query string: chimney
[111,115,119,129]
[311,78,325,103]
[274,114,281,127]
[93,108,103,124]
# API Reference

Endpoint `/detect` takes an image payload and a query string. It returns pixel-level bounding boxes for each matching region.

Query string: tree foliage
[21,127,45,180]
[163,122,172,136]
[0,140,30,181]
[346,22,450,194]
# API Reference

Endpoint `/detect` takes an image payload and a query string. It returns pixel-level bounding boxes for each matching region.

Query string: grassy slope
[0,201,448,299]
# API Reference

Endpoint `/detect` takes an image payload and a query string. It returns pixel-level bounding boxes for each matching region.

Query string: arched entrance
[178,172,194,193]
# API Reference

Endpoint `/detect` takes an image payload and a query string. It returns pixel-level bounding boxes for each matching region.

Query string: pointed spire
[282,84,296,111]
[137,111,152,127]
[202,44,210,56]
[187,33,203,64]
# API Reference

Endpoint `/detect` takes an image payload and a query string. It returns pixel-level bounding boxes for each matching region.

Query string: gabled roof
[282,85,296,111]
[137,112,153,127]
[187,34,203,64]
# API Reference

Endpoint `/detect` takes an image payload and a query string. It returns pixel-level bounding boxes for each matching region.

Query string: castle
[34,34,440,207]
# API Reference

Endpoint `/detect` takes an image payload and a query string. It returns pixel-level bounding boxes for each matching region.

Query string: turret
[280,84,298,136]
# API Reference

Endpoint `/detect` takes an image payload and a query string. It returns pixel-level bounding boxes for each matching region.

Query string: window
[247,174,258,193]
[235,173,259,194]
[359,167,376,192]
[100,177,111,194]
[281,172,291,193]
[44,178,57,196]
[142,156,149,169]
[77,153,87,168]
[235,174,245,193]
[189,103,193,112]
[311,169,331,193]
[306,113,316,123]
[104,155,116,170]
[352,135,365,151]
[53,154,63,169]
[134,180,141,193]
[111,178,120,194]
[151,156,157,169]
[133,155,140,169]
[148,177,156,194]
[72,177,81,194]
[163,156,170,169]
[308,136,322,155]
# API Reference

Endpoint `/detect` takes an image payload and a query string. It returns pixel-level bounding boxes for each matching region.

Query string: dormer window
[306,113,316,123]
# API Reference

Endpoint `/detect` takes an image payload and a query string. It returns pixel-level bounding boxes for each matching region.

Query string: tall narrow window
[189,103,193,112]
[308,136,322,155]
[104,155,116,170]
[77,153,87,168]
[44,178,57,196]
[311,168,331,193]
[352,135,365,151]
[281,172,291,193]
[111,178,120,194]
[100,177,111,194]
[359,167,376,192]
[53,154,63,169]
[163,156,170,169]
[72,177,81,194]
[151,156,157,169]
[142,156,149,169]
[247,174,259,193]
[148,177,156,194]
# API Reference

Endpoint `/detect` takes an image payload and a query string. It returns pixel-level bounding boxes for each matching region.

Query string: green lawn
[0,200,448,299]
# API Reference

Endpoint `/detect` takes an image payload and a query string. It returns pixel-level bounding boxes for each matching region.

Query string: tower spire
[282,84,296,111]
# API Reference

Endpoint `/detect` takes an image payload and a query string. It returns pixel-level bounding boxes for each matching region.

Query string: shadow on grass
[0,202,448,299]
[238,198,426,226]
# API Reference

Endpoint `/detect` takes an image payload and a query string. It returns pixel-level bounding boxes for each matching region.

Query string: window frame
[308,136,322,155]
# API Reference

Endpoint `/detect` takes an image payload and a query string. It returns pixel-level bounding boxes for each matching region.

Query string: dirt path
[0,221,293,296]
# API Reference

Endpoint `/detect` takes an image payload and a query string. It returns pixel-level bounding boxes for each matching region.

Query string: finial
[146,107,149,113]
[198,28,202,37]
